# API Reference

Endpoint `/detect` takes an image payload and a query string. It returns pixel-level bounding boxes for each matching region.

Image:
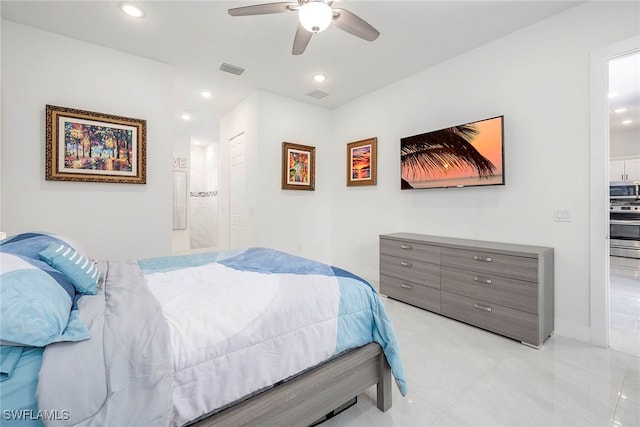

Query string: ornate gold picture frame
[45,105,146,184]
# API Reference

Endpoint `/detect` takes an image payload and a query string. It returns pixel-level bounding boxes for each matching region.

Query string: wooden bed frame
[189,342,392,426]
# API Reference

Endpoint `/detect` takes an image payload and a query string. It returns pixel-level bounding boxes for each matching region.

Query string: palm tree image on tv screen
[401,116,504,190]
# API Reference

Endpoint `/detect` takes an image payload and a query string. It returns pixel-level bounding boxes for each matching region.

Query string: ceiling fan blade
[292,24,313,55]
[332,8,380,42]
[228,2,295,16]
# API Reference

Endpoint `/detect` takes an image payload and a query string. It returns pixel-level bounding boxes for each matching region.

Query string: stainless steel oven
[610,181,640,259]
[610,217,640,258]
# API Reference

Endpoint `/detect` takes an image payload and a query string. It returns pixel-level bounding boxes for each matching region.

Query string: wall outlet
[553,208,572,222]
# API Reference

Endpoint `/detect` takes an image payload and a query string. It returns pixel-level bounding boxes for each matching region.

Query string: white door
[229,133,247,249]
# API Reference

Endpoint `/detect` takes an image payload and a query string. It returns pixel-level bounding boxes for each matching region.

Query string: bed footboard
[189,342,391,426]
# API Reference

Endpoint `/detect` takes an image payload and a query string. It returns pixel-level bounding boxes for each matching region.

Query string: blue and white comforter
[38,248,407,426]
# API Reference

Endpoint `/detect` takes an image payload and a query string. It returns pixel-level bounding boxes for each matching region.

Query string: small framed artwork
[282,142,315,191]
[346,137,377,186]
[45,105,146,184]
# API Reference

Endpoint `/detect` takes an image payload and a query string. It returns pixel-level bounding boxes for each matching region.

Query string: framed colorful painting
[346,137,377,186]
[282,142,315,191]
[45,105,146,184]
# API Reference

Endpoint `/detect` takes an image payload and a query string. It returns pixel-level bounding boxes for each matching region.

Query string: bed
[0,233,407,427]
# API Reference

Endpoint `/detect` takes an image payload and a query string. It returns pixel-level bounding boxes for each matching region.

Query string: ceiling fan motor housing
[298,0,333,33]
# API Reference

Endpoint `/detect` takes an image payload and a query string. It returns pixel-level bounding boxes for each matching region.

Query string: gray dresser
[380,233,554,348]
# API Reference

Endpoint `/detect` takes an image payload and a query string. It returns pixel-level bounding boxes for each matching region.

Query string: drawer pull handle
[473,255,492,262]
[400,261,413,267]
[473,276,492,285]
[400,244,413,250]
[473,303,492,312]
[400,283,414,289]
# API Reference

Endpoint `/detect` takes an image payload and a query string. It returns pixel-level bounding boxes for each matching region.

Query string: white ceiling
[608,51,640,134]
[6,0,633,143]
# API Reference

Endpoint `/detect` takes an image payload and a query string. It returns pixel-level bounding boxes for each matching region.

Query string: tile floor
[324,297,640,427]
[610,257,640,357]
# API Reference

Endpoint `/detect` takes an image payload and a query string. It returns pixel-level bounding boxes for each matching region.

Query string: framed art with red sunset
[347,137,377,187]
[400,116,504,190]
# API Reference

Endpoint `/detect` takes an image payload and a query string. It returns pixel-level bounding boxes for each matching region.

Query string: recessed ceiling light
[622,119,633,125]
[313,74,326,83]
[614,107,627,113]
[181,112,192,121]
[119,2,145,18]
[200,91,212,99]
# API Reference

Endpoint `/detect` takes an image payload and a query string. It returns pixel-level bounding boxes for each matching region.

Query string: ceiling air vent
[219,63,246,76]
[307,89,330,99]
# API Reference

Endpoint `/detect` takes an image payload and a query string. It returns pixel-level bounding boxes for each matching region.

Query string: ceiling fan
[228,0,380,55]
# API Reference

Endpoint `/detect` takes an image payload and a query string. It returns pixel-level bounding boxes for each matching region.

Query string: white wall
[0,14,4,234]
[256,91,333,263]
[1,21,173,260]
[611,128,640,158]
[220,91,333,263]
[328,1,640,341]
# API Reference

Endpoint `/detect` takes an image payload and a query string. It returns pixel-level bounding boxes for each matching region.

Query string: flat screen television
[400,115,504,190]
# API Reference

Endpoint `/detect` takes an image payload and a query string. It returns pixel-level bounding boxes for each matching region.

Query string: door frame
[589,36,640,347]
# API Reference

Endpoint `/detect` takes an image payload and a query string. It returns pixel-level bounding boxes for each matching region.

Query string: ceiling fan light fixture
[298,1,333,33]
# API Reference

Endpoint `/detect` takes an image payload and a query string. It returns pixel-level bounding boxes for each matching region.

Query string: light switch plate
[553,208,572,222]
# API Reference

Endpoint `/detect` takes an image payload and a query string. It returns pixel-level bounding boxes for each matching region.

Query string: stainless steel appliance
[610,181,640,199]
[610,181,640,259]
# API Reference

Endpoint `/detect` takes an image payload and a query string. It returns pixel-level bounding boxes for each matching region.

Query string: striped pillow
[39,243,99,295]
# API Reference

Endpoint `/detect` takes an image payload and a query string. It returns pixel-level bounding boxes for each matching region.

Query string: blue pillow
[39,242,99,295]
[0,232,91,261]
[0,252,91,347]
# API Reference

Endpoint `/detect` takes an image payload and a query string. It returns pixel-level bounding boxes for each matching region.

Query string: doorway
[608,52,640,356]
[589,36,640,354]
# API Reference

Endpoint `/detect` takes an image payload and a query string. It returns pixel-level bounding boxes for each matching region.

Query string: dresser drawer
[441,267,538,314]
[380,275,440,313]
[380,254,440,289]
[440,291,539,346]
[380,238,440,264]
[441,247,538,283]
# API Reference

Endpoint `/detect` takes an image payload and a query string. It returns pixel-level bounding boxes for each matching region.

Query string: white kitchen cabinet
[610,157,640,182]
